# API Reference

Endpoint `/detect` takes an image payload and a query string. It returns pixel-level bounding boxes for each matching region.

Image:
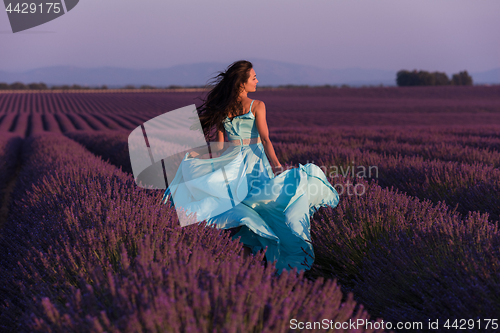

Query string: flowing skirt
[162,142,339,273]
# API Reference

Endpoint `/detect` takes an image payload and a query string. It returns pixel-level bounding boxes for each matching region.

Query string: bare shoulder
[252,99,265,117]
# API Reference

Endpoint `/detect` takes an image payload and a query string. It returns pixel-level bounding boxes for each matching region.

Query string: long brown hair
[196,60,253,142]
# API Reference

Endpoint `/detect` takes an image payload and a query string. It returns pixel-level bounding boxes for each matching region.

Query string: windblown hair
[196,60,253,142]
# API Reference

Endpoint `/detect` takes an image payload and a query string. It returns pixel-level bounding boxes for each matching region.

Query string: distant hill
[471,68,500,84]
[0,59,497,87]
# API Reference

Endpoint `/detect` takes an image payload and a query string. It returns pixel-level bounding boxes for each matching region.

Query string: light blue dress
[162,99,339,273]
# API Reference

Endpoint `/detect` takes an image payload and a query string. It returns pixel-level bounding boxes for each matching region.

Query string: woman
[163,60,339,274]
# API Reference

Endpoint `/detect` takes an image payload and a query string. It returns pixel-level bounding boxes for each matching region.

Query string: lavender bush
[360,141,500,167]
[272,125,500,165]
[309,174,500,327]
[65,113,94,131]
[99,113,137,130]
[0,113,17,132]
[29,113,45,136]
[42,113,62,133]
[56,128,500,330]
[76,113,111,131]
[0,133,22,212]
[0,133,383,332]
[12,112,29,137]
[54,113,77,132]
[1,88,499,332]
[65,131,132,174]
[273,136,500,221]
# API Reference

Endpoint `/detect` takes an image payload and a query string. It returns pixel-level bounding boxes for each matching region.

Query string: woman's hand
[188,151,200,158]
[272,164,284,176]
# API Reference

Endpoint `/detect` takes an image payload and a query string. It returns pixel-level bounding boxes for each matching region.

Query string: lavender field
[0,86,499,332]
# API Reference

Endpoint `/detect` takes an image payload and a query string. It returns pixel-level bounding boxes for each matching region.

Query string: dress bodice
[223,99,260,141]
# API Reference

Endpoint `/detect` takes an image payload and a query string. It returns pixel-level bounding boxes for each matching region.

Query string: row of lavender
[0,133,381,332]
[1,87,500,115]
[0,133,22,218]
[0,112,147,137]
[0,91,195,115]
[278,125,500,321]
[310,175,500,324]
[65,124,500,167]
[273,125,500,166]
[3,86,500,130]
[65,129,500,327]
[273,125,500,221]
[278,142,500,221]
[66,126,500,223]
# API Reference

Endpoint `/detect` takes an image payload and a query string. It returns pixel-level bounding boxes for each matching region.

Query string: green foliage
[397,69,473,86]
[397,70,451,86]
[434,72,450,85]
[27,82,48,90]
[9,81,28,89]
[452,71,473,86]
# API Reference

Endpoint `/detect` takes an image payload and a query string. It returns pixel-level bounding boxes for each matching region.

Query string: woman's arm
[254,100,283,175]
[215,127,225,151]
[187,145,208,158]
[188,127,225,157]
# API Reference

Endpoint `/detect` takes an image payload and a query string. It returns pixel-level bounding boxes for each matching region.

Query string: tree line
[396,70,473,86]
[0,72,475,90]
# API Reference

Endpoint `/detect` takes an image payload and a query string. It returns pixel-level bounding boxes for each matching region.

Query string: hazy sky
[1,0,499,74]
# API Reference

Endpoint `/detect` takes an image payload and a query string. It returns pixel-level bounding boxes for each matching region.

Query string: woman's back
[223,99,260,141]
